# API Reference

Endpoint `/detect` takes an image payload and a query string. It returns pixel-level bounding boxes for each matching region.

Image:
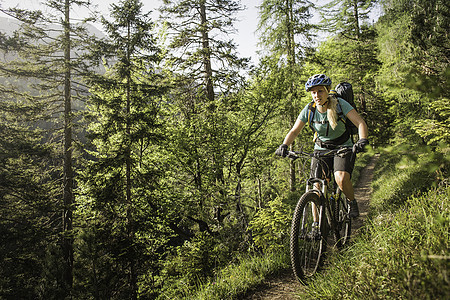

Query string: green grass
[352,151,373,186]
[187,251,290,299]
[298,147,450,299]
[300,186,449,299]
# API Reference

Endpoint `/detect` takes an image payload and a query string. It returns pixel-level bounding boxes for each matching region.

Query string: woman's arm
[346,109,368,139]
[283,119,306,146]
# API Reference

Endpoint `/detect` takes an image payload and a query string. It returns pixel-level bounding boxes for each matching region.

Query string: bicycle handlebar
[286,146,357,161]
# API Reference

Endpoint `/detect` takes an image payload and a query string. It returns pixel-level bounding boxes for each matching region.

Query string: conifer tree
[79,0,169,297]
[318,0,380,113]
[0,61,60,297]
[0,0,96,296]
[1,0,101,297]
[257,0,315,190]
[159,0,249,231]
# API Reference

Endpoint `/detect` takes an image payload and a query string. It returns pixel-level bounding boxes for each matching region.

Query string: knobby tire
[290,191,327,283]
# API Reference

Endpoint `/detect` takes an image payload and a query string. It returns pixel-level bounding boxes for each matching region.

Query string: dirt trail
[244,154,379,300]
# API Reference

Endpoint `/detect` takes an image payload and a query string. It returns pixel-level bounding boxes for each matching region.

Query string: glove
[275,144,289,157]
[353,138,369,153]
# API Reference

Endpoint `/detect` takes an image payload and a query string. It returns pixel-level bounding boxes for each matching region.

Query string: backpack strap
[314,130,351,149]
[308,99,354,148]
[307,101,316,132]
[335,97,346,122]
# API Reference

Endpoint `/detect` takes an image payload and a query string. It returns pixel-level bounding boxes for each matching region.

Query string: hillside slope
[245,154,379,299]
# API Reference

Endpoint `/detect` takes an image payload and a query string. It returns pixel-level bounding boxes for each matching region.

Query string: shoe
[349,199,360,218]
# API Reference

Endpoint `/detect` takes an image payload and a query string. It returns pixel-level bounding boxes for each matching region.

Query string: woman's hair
[327,93,339,130]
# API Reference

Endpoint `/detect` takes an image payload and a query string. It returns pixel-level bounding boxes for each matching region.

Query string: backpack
[331,82,358,135]
[306,82,358,148]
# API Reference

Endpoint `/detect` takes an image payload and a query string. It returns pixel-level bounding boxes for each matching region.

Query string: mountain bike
[288,147,356,283]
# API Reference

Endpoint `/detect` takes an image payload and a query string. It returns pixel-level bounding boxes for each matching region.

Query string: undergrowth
[172,251,290,299]
[299,146,450,299]
[181,152,373,299]
[300,185,449,299]
[186,147,450,299]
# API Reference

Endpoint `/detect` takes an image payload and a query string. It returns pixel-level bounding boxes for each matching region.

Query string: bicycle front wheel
[290,191,327,282]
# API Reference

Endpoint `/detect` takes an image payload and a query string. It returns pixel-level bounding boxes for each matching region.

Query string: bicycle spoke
[290,191,326,281]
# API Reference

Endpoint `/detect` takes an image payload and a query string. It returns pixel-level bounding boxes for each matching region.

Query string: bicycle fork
[306,178,328,223]
[303,178,329,240]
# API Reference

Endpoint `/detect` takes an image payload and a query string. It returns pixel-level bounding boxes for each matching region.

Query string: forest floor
[244,154,380,300]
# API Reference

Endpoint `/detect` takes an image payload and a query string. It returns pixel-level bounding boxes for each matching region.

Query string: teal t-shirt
[298,98,355,150]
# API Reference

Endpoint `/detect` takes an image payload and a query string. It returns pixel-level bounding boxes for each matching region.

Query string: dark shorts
[310,150,355,180]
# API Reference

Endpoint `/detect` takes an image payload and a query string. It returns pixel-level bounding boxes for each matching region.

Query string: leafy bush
[248,196,293,252]
[157,232,222,298]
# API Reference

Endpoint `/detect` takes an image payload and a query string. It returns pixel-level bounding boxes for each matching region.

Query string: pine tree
[79,0,169,297]
[0,0,97,296]
[159,0,249,229]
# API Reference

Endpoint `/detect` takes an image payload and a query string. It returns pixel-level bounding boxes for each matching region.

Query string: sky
[0,0,380,65]
[0,0,261,63]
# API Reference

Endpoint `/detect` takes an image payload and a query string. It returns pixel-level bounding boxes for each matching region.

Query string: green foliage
[375,0,450,147]
[413,100,450,145]
[76,1,171,298]
[158,232,219,297]
[257,0,315,61]
[0,144,62,298]
[189,252,290,300]
[0,0,95,296]
[248,196,294,252]
[160,0,248,90]
[371,145,449,210]
[156,217,259,299]
[320,0,377,36]
[301,182,449,299]
[0,95,62,298]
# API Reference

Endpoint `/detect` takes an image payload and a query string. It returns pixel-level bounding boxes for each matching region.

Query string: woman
[275,74,369,218]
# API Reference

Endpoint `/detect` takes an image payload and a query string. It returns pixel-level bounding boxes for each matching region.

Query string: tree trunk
[353,0,360,39]
[63,0,73,293]
[286,0,296,191]
[200,1,214,103]
[125,21,137,300]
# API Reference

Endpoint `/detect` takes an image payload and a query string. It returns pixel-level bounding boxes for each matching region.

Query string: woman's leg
[335,170,359,218]
[334,171,354,201]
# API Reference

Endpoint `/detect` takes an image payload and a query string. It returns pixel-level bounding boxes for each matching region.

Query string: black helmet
[305,74,332,91]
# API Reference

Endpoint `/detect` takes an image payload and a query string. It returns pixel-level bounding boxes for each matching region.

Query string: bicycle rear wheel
[334,189,351,247]
[290,191,327,282]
